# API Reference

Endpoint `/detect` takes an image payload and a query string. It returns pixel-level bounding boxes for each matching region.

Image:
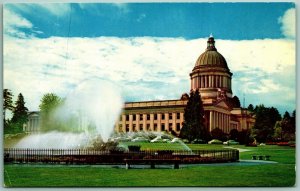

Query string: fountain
[14,78,123,149]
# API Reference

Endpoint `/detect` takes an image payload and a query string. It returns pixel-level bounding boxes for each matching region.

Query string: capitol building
[26,36,255,135]
[113,36,254,135]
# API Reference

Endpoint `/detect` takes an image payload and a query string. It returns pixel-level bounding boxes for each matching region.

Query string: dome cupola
[190,35,233,99]
[193,35,229,71]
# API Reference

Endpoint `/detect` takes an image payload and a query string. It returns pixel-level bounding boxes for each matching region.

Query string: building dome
[193,36,229,70]
[190,35,233,98]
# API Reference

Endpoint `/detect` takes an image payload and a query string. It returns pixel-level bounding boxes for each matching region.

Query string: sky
[3,2,296,115]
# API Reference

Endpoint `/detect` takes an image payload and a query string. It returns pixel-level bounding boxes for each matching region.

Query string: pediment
[214,100,231,110]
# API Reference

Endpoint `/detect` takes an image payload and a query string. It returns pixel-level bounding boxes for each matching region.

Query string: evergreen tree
[11,93,28,127]
[247,104,254,112]
[232,96,241,108]
[280,110,296,141]
[180,89,208,142]
[3,89,14,122]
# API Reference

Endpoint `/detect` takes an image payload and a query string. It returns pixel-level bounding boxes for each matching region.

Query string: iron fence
[4,148,239,164]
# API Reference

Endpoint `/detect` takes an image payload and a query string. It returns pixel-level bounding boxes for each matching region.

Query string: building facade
[115,36,254,135]
[25,36,255,134]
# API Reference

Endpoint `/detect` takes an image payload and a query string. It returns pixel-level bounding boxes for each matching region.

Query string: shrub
[128,145,141,152]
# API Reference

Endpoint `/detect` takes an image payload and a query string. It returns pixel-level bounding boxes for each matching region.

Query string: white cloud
[3,35,295,114]
[278,8,295,39]
[3,8,33,38]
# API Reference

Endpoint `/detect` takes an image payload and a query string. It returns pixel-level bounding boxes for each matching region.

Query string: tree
[180,89,208,142]
[279,110,296,141]
[39,93,63,132]
[3,89,14,122]
[229,129,239,141]
[211,128,227,142]
[232,96,241,108]
[247,104,254,112]
[11,93,28,130]
[252,104,281,143]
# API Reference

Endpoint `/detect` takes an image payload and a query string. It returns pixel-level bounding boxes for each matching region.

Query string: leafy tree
[180,89,208,142]
[39,93,63,132]
[229,129,239,141]
[273,121,283,141]
[211,127,227,142]
[11,93,28,127]
[252,105,281,143]
[237,129,254,145]
[3,89,14,123]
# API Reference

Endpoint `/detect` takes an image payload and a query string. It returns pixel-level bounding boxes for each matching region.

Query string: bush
[128,145,141,152]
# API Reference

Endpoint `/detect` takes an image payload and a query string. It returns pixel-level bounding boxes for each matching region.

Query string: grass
[3,144,296,187]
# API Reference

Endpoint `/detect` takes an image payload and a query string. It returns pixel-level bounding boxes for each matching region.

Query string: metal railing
[4,148,239,164]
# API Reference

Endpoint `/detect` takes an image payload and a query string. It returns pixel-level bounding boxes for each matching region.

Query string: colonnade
[117,112,184,133]
[209,111,231,133]
[191,75,231,89]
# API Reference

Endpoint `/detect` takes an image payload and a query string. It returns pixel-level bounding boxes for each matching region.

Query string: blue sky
[3,2,296,115]
[5,3,294,39]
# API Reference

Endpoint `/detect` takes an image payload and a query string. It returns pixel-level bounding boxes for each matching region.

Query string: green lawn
[3,144,296,187]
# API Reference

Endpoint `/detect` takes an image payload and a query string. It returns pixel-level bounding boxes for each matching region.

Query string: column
[129,115,133,132]
[136,114,139,131]
[198,77,201,88]
[158,113,161,132]
[172,113,176,131]
[223,76,226,88]
[143,114,146,131]
[209,111,213,132]
[122,114,126,132]
[200,76,204,88]
[150,114,154,131]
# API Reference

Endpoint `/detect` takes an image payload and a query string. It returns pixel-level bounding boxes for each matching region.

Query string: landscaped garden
[3,144,295,187]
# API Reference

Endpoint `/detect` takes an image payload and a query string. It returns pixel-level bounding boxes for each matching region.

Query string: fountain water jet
[15,78,123,149]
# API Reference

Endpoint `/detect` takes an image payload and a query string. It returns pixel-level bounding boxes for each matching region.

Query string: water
[15,79,123,149]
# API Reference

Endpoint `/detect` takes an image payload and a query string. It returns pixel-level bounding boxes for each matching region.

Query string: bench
[252,155,271,160]
[124,159,180,169]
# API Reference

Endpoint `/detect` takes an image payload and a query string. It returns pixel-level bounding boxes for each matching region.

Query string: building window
[177,113,180,119]
[133,124,136,131]
[161,124,165,131]
[154,114,157,120]
[147,124,150,131]
[169,113,173,120]
[161,114,165,120]
[140,124,143,130]
[147,114,150,120]
[133,114,136,121]
[154,124,157,131]
[126,124,129,132]
[126,115,129,121]
[176,123,180,131]
[140,114,143,120]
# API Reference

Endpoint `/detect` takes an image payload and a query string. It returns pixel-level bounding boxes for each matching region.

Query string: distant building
[26,36,255,135]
